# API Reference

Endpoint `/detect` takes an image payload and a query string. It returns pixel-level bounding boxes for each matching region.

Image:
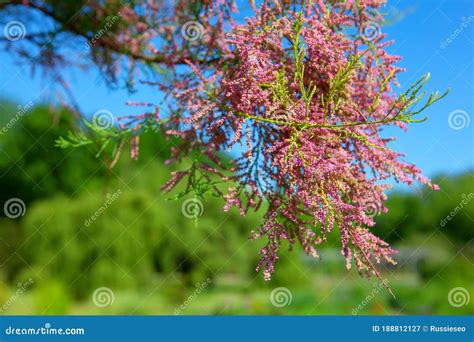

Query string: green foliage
[55,117,160,164]
[386,73,449,124]
[18,188,259,297]
[375,173,474,243]
[323,54,362,113]
[0,103,101,206]
[34,280,72,315]
[0,102,472,315]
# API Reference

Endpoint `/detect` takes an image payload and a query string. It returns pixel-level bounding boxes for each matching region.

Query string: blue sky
[0,0,472,186]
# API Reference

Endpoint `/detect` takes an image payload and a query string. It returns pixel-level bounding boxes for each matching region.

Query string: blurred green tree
[375,173,474,243]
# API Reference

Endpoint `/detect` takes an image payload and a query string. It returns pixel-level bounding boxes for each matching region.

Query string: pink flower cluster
[117,0,441,290]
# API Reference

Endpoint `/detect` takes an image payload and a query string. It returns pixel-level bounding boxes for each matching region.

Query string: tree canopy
[0,0,448,293]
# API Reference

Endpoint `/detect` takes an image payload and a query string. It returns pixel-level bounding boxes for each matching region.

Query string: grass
[2,247,472,315]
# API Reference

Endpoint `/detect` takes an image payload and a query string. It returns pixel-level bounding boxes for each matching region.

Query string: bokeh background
[0,0,473,315]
